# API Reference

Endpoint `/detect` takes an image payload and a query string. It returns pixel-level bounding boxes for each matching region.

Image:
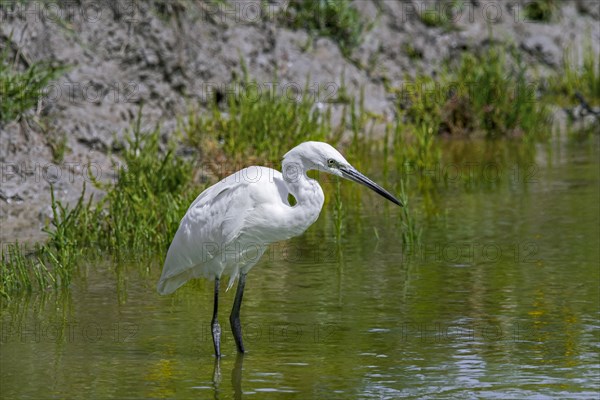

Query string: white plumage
[157,165,323,294]
[156,141,401,357]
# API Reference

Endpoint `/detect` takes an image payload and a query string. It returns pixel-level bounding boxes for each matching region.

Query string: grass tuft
[0,40,66,124]
[417,0,462,31]
[398,178,422,247]
[399,45,551,139]
[547,42,600,107]
[82,112,196,256]
[333,178,344,241]
[184,79,338,173]
[523,0,557,22]
[283,0,367,57]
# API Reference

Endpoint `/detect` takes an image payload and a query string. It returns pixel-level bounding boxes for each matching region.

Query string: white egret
[157,141,401,357]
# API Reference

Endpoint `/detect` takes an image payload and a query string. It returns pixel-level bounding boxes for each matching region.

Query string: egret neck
[281,157,325,236]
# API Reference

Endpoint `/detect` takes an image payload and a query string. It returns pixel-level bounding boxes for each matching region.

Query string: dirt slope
[1,0,598,243]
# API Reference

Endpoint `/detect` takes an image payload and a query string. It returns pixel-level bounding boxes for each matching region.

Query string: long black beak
[340,166,403,206]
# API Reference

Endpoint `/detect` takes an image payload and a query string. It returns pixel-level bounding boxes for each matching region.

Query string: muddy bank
[1,0,599,244]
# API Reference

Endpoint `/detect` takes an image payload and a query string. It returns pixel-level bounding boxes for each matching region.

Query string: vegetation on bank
[1,115,197,298]
[523,0,558,22]
[0,43,65,124]
[1,3,598,297]
[417,0,461,31]
[396,45,552,140]
[3,36,598,297]
[382,43,556,200]
[0,84,421,298]
[149,0,369,58]
[283,0,368,57]
[546,41,600,108]
[184,80,338,170]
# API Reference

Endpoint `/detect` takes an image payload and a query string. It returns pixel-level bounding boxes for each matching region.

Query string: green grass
[0,42,65,124]
[417,0,462,31]
[3,37,567,297]
[1,184,93,297]
[398,45,551,140]
[397,178,422,247]
[0,243,55,298]
[547,42,600,107]
[47,131,69,163]
[453,47,550,138]
[333,178,344,241]
[78,114,196,256]
[283,0,367,57]
[402,42,424,60]
[183,79,339,171]
[523,0,557,22]
[386,44,553,208]
[0,76,353,298]
[392,120,442,188]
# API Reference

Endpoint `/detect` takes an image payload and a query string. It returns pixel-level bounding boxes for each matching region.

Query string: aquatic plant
[398,177,422,247]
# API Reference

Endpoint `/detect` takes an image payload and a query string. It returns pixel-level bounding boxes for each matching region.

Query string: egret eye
[327,159,336,167]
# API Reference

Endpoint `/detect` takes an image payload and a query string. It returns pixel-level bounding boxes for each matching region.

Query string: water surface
[1,137,599,399]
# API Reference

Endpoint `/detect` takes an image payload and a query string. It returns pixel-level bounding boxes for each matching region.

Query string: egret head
[283,142,402,206]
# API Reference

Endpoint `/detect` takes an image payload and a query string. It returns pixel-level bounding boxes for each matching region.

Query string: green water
[1,137,599,399]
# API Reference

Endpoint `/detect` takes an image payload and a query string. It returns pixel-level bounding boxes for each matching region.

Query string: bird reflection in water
[212,354,244,400]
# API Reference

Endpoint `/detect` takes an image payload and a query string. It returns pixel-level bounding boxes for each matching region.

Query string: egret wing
[157,178,253,294]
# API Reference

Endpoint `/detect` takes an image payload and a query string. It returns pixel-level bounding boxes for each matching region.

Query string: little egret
[157,141,401,357]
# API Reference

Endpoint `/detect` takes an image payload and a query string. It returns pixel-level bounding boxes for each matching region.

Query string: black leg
[212,277,221,358]
[229,273,246,354]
